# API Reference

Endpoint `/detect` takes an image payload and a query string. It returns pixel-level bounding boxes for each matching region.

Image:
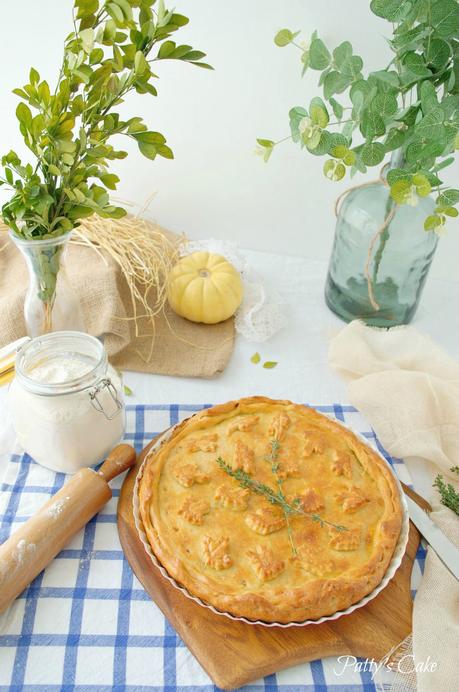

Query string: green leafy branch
[216,438,347,556]
[259,0,459,233]
[1,0,212,240]
[433,466,459,515]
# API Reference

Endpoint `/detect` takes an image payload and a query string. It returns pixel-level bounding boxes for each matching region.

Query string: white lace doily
[181,239,287,342]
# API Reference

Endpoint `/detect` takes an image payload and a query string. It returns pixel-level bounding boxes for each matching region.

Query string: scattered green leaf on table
[123,384,133,396]
[250,352,261,364]
[263,361,278,369]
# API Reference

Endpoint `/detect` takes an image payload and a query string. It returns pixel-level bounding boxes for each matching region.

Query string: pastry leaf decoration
[216,438,347,556]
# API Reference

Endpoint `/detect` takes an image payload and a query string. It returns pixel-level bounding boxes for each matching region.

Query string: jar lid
[15,331,108,396]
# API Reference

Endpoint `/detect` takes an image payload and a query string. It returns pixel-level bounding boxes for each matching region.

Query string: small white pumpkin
[167,251,243,324]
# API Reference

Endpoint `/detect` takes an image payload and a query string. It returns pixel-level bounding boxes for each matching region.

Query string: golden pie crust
[138,397,403,623]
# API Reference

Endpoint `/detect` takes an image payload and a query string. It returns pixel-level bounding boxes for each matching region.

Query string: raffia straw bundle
[72,213,184,362]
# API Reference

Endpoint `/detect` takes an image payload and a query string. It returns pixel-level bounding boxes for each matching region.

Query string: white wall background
[0,0,457,281]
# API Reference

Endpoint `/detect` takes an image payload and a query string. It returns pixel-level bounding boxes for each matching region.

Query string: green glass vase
[324,172,437,327]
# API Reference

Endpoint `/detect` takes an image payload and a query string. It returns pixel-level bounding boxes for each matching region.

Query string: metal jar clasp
[88,378,122,420]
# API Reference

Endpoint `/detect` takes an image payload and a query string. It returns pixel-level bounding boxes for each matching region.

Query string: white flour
[13,539,36,565]
[9,357,125,473]
[47,496,70,518]
[28,356,93,384]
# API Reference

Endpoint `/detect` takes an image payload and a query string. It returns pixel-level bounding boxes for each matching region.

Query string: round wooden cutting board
[117,435,420,690]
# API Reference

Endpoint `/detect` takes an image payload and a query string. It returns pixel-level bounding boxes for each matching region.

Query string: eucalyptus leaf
[329,97,344,120]
[360,141,385,166]
[438,205,458,216]
[301,50,310,76]
[350,79,372,115]
[309,38,331,70]
[340,55,363,80]
[274,29,299,47]
[289,106,308,143]
[329,133,349,150]
[307,130,332,155]
[431,0,459,38]
[369,70,399,89]
[420,81,439,113]
[333,41,353,67]
[390,179,415,204]
[370,0,413,22]
[387,168,411,186]
[372,92,398,116]
[435,155,454,171]
[384,127,405,151]
[437,188,459,205]
[406,137,446,163]
[392,24,428,51]
[420,170,442,186]
[403,51,431,77]
[415,108,445,138]
[323,71,350,99]
[309,96,329,127]
[323,159,345,180]
[412,173,431,197]
[360,110,386,138]
[424,214,442,230]
[426,38,451,70]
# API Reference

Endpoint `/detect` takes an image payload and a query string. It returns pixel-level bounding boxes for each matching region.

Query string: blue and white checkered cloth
[0,404,426,691]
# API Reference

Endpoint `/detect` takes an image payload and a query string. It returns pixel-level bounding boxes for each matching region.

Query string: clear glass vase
[9,230,84,337]
[324,161,438,327]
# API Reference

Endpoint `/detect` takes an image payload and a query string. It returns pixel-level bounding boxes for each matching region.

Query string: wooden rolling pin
[0,443,136,614]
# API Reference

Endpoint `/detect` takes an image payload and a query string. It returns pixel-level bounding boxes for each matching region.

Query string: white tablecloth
[1,249,458,494]
[0,249,457,691]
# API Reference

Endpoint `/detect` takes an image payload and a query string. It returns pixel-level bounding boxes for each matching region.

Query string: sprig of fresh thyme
[265,439,298,556]
[433,467,459,516]
[216,438,347,556]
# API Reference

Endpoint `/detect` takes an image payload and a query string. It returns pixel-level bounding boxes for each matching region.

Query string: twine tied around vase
[334,164,398,311]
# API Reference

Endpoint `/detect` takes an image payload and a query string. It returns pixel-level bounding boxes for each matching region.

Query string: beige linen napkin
[0,221,234,378]
[329,320,459,692]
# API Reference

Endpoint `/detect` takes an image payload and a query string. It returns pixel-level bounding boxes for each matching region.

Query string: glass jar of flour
[9,331,125,473]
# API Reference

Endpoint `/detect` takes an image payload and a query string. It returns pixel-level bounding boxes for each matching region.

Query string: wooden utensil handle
[98,443,136,482]
[0,443,136,614]
[0,468,111,614]
[401,480,432,513]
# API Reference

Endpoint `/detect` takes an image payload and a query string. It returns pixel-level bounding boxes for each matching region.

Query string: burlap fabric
[0,222,234,378]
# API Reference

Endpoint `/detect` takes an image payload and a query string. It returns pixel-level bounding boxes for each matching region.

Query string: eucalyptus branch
[261,2,459,233]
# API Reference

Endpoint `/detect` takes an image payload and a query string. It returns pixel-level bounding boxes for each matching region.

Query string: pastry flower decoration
[216,438,347,556]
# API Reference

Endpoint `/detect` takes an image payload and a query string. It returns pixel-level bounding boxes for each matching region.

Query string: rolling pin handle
[98,444,136,482]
